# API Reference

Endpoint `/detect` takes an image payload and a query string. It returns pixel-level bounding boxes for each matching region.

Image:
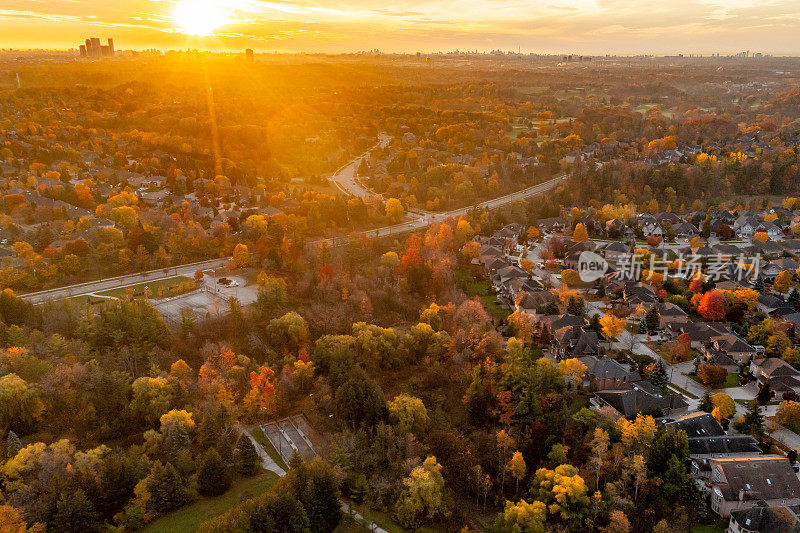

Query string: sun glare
[172,0,230,36]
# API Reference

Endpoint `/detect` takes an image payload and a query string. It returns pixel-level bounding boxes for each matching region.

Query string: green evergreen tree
[699,391,713,413]
[744,399,764,437]
[146,462,191,513]
[567,296,585,316]
[50,489,100,533]
[235,433,261,477]
[99,454,139,519]
[5,429,21,459]
[198,448,232,496]
[250,491,310,533]
[646,305,660,332]
[650,359,669,388]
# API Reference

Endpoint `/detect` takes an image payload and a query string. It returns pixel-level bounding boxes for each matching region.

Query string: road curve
[19,154,565,304]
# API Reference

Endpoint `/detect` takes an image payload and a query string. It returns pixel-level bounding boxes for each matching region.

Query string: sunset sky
[3,0,800,55]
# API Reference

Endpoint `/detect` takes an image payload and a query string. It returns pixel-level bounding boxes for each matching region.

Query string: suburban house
[673,222,700,240]
[757,294,794,316]
[664,321,732,349]
[728,504,800,533]
[594,381,688,419]
[705,334,758,365]
[576,355,640,391]
[750,358,800,396]
[552,325,605,358]
[705,456,800,517]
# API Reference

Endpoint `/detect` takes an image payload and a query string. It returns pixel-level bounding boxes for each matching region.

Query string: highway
[20,257,231,305]
[19,140,566,304]
[310,174,566,249]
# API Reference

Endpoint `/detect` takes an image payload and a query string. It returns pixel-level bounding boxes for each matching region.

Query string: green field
[689,372,741,389]
[460,273,509,322]
[142,472,279,533]
[251,426,289,471]
[95,276,193,299]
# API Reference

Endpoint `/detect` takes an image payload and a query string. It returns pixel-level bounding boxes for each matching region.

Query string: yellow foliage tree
[573,223,589,242]
[232,243,250,268]
[385,198,404,222]
[616,414,656,449]
[558,358,588,385]
[711,393,735,421]
[600,313,626,340]
[774,270,793,294]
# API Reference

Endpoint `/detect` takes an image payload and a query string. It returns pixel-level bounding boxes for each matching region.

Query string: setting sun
[172,0,230,36]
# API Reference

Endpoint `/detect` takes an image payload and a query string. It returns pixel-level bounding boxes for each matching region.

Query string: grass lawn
[142,472,279,533]
[68,294,108,305]
[306,179,347,196]
[691,519,728,533]
[458,270,510,322]
[251,426,289,471]
[668,382,699,400]
[689,372,741,389]
[344,503,442,533]
[95,276,193,299]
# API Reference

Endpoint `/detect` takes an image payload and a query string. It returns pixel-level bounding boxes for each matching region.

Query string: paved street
[20,257,231,305]
[20,138,566,305]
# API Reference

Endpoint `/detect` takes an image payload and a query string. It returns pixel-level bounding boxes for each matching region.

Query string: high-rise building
[80,37,114,58]
[246,48,254,61]
[90,38,101,58]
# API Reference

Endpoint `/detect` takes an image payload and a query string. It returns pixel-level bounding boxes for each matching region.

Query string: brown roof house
[706,456,800,517]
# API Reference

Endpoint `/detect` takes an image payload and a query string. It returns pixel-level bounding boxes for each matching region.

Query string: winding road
[20,141,566,304]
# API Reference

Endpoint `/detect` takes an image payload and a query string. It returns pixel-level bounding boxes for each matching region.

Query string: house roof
[664,412,725,438]
[711,334,755,354]
[686,434,762,456]
[577,355,635,382]
[596,382,687,418]
[546,314,585,331]
[730,505,800,533]
[754,358,800,379]
[710,456,800,502]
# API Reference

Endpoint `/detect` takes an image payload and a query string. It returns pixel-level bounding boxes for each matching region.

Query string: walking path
[244,427,389,533]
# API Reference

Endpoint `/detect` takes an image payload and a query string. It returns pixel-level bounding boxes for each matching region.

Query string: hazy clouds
[3,0,799,54]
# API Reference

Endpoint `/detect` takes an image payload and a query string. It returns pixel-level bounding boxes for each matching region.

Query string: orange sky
[2,0,800,55]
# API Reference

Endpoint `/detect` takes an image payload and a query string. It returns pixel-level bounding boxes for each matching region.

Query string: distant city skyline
[2,0,800,55]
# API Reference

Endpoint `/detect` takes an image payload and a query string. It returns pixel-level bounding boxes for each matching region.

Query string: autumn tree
[493,499,546,533]
[697,289,726,321]
[573,223,589,242]
[697,363,727,389]
[774,270,793,294]
[776,401,800,433]
[243,366,276,417]
[600,313,626,340]
[394,456,445,529]
[582,427,608,492]
[388,394,429,434]
[385,198,404,222]
[711,393,736,421]
[558,358,588,387]
[232,243,250,268]
[531,464,590,523]
[561,269,582,287]
[507,451,527,494]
